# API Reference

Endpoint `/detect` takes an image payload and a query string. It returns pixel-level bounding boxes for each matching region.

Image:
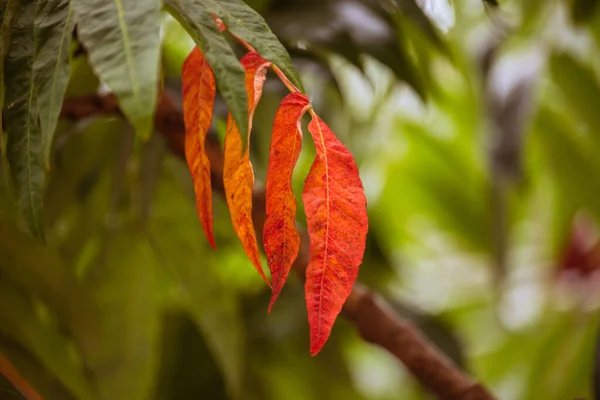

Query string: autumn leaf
[264,92,311,312]
[182,46,217,249]
[223,52,272,286]
[302,113,368,355]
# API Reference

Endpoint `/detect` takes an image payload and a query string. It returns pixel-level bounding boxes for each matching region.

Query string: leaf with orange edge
[182,46,217,249]
[264,92,311,312]
[223,51,272,286]
[302,113,368,355]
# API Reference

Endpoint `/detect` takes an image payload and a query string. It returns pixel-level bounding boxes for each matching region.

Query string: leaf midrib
[313,118,330,344]
[114,0,140,113]
[41,4,71,152]
[27,2,41,238]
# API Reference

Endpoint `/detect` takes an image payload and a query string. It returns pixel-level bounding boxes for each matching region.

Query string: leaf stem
[212,14,300,93]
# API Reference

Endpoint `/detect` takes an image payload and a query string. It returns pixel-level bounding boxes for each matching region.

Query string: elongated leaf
[264,92,310,311]
[72,0,161,139]
[302,114,368,355]
[4,0,45,240]
[223,52,272,286]
[201,0,304,92]
[0,0,21,159]
[165,0,249,143]
[34,0,74,168]
[182,46,217,249]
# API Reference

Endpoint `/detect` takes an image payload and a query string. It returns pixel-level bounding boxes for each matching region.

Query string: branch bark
[60,92,496,400]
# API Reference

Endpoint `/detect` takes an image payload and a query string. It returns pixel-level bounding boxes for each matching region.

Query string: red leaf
[223,52,272,286]
[303,113,368,355]
[264,93,311,312]
[182,47,217,249]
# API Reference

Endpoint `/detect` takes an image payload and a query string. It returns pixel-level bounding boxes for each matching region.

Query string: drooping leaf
[223,51,272,286]
[0,0,21,159]
[201,0,303,92]
[302,113,368,355]
[264,92,310,311]
[34,0,74,168]
[4,0,45,241]
[182,46,217,249]
[72,0,161,139]
[165,0,249,144]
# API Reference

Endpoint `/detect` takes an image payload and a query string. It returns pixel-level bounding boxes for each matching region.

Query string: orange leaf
[182,47,217,249]
[302,113,368,355]
[264,92,310,312]
[223,52,272,286]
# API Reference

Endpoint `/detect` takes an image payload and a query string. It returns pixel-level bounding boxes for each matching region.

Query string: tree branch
[60,93,496,400]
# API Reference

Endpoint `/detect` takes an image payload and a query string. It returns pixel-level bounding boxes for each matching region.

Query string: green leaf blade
[72,0,161,139]
[165,0,249,142]
[34,0,74,168]
[4,0,45,241]
[205,0,304,92]
[0,0,22,160]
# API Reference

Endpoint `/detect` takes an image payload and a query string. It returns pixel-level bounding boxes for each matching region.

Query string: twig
[0,354,43,400]
[60,93,496,400]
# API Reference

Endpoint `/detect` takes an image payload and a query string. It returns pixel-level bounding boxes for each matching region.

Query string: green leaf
[71,0,161,140]
[4,0,45,241]
[164,0,249,145]
[34,0,74,168]
[0,0,21,160]
[201,0,304,92]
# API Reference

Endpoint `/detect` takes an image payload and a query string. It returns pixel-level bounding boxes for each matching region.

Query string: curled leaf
[182,46,217,249]
[264,92,310,312]
[302,113,368,355]
[223,51,271,285]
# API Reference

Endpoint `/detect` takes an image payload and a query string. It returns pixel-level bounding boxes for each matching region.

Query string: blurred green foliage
[2,0,600,399]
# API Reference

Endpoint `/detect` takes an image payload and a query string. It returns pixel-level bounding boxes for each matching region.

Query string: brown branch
[0,354,43,400]
[60,93,496,400]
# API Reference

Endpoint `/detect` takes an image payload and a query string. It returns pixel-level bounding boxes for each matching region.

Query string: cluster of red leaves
[182,20,368,355]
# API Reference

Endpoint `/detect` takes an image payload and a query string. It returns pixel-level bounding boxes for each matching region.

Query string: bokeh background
[2,0,600,399]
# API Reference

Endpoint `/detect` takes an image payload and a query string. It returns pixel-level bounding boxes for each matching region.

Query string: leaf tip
[309,340,325,356]
[267,288,282,314]
[208,236,217,250]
